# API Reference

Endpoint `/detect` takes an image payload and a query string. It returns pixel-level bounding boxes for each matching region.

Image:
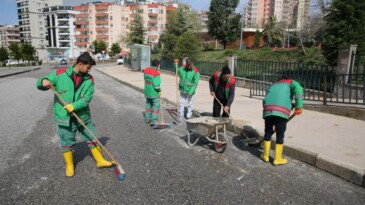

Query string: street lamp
[239,12,245,50]
[70,31,80,63]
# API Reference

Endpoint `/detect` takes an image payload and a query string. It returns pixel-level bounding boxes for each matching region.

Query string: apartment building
[74,2,123,50]
[0,25,20,48]
[73,2,176,51]
[43,5,79,61]
[16,0,63,60]
[244,0,310,30]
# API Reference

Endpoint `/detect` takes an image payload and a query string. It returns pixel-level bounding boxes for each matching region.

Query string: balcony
[76,41,89,46]
[74,20,88,25]
[96,13,108,17]
[130,13,137,18]
[148,20,158,24]
[58,24,69,28]
[148,26,158,31]
[75,27,89,32]
[148,35,158,39]
[148,13,158,17]
[96,34,109,39]
[75,13,88,18]
[59,38,70,42]
[95,20,108,25]
[76,35,89,39]
[96,27,108,31]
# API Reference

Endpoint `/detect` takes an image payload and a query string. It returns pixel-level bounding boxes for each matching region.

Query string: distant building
[16,0,64,61]
[0,25,20,48]
[42,5,79,62]
[73,2,177,51]
[244,0,310,30]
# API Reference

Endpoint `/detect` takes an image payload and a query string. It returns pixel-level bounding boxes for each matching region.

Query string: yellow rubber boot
[260,140,271,162]
[273,144,288,166]
[63,151,75,177]
[90,146,113,168]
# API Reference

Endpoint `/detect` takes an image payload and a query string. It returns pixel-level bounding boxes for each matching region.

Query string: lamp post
[70,31,80,63]
[239,12,245,50]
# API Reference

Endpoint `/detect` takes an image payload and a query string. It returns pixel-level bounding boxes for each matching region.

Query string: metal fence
[158,57,365,105]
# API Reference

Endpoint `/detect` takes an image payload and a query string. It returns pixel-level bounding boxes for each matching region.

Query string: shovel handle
[49,85,120,166]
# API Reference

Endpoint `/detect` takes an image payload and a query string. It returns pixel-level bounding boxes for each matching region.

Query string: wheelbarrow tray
[186,116,231,137]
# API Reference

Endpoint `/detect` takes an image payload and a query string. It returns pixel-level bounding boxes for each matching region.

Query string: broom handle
[50,85,120,166]
[160,96,164,124]
[175,62,179,113]
[213,95,248,138]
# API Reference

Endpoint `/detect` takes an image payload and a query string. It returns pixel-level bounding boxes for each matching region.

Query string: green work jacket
[144,66,161,99]
[178,64,200,95]
[263,79,304,119]
[36,65,94,126]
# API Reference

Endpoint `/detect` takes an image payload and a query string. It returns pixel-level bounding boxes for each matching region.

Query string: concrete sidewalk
[0,66,40,78]
[96,64,365,187]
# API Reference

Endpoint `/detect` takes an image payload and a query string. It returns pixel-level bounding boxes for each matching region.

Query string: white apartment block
[0,25,20,48]
[43,5,79,61]
[16,0,63,61]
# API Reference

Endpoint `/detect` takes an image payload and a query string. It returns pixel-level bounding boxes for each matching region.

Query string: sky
[0,0,248,25]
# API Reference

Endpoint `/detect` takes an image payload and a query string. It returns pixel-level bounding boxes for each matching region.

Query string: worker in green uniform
[261,75,304,166]
[144,59,161,125]
[36,52,113,177]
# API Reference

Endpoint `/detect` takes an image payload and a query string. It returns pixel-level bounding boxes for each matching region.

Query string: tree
[207,0,241,49]
[262,16,283,47]
[158,33,178,60]
[109,43,121,58]
[166,7,189,36]
[8,42,22,62]
[0,47,9,64]
[323,0,365,65]
[254,30,261,48]
[90,40,107,54]
[127,13,145,45]
[20,41,36,64]
[175,31,200,59]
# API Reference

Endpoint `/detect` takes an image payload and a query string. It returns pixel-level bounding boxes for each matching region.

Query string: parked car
[117,56,124,65]
[60,59,67,65]
[5,59,23,66]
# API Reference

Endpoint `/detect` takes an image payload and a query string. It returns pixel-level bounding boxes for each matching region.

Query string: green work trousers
[145,98,160,123]
[58,116,99,153]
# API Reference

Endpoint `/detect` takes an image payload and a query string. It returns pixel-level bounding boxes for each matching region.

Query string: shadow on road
[73,136,110,167]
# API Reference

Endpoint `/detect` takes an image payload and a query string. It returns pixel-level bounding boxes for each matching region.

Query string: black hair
[76,52,96,65]
[152,59,160,67]
[277,75,291,81]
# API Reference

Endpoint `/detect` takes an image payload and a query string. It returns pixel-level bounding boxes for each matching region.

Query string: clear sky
[0,0,248,25]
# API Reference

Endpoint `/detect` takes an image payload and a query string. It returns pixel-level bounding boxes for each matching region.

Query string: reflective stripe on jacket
[263,79,304,119]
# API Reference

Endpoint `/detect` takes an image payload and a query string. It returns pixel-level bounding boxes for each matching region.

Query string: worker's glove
[158,92,162,96]
[210,92,215,97]
[223,106,230,113]
[294,108,303,116]
[64,104,75,113]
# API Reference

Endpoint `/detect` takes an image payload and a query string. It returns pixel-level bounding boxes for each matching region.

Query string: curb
[97,68,365,187]
[0,67,41,78]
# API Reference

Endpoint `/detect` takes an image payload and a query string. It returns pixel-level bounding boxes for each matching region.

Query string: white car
[117,56,124,65]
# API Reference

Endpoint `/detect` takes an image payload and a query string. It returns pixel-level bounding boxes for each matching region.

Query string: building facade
[0,25,20,48]
[43,5,79,61]
[73,2,176,51]
[244,0,310,30]
[16,0,63,61]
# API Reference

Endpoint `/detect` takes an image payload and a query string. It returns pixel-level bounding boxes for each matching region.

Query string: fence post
[323,75,327,106]
[249,79,252,98]
[228,55,236,76]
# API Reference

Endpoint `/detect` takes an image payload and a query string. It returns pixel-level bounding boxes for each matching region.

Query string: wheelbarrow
[186,116,231,153]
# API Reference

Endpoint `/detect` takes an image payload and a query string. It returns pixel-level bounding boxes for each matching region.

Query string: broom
[153,96,172,129]
[50,85,126,181]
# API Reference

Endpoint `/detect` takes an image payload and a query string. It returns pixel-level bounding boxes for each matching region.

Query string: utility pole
[239,12,245,50]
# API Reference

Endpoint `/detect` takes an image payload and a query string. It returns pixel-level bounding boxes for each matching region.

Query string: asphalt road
[0,65,364,204]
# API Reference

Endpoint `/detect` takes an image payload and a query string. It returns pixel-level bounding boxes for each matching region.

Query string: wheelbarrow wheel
[212,134,227,153]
